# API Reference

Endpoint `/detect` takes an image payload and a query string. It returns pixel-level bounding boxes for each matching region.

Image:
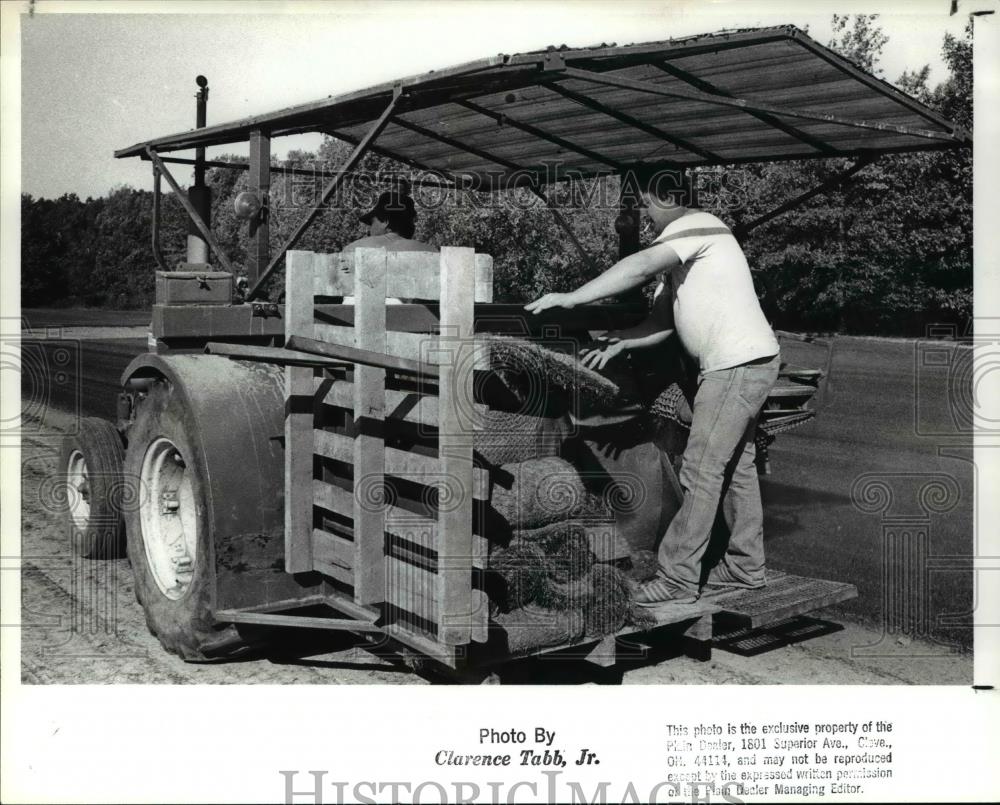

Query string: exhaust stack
[186,75,211,264]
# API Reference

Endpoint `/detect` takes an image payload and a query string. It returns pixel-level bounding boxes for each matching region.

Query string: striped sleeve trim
[657,226,732,242]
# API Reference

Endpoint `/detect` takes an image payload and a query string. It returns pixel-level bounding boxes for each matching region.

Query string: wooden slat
[386,555,438,624]
[324,590,380,623]
[284,251,316,574]
[213,610,381,632]
[308,301,646,334]
[384,504,488,570]
[316,323,437,361]
[314,430,490,500]
[384,623,458,669]
[287,334,440,378]
[314,377,488,428]
[470,589,489,643]
[475,255,494,303]
[384,505,437,550]
[312,558,353,586]
[314,478,355,520]
[206,342,345,368]
[210,596,329,616]
[352,248,388,605]
[435,246,478,645]
[314,324,490,370]
[313,251,495,301]
[313,479,487,571]
[312,528,353,569]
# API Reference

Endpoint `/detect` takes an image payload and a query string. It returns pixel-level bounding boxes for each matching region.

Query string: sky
[14,0,981,200]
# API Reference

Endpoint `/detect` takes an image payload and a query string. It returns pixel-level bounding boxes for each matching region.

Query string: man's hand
[579,337,626,371]
[524,292,577,315]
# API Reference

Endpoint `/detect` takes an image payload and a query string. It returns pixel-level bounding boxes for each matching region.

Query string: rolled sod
[484,335,622,413]
[493,604,586,654]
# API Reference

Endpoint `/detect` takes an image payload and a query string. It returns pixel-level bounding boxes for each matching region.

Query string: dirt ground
[18,407,970,685]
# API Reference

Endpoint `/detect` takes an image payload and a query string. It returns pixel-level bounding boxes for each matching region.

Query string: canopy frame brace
[652,61,836,155]
[153,154,456,188]
[544,81,721,162]
[390,111,599,271]
[247,87,405,301]
[559,66,961,143]
[735,155,877,239]
[457,99,624,170]
[531,187,600,274]
[146,147,237,275]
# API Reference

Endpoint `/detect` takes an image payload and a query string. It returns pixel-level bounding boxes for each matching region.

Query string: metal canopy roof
[116,26,970,186]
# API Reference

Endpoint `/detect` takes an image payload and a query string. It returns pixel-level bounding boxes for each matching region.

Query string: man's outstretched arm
[579,282,676,369]
[524,241,682,314]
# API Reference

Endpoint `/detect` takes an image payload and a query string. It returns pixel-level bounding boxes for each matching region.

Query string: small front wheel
[59,417,126,559]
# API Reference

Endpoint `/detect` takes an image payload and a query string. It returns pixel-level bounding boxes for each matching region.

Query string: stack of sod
[485,456,655,649]
[474,336,676,651]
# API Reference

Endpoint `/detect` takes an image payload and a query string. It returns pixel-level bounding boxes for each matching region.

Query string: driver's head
[359,191,418,238]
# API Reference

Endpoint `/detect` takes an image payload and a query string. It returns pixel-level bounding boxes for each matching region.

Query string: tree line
[21,16,971,336]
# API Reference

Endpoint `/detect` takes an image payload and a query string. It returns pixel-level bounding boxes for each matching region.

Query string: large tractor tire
[59,417,126,559]
[124,380,251,661]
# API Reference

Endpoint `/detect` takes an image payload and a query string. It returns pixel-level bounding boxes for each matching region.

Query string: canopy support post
[247,129,271,288]
[247,90,404,301]
[617,171,642,260]
[150,165,168,272]
[615,170,646,306]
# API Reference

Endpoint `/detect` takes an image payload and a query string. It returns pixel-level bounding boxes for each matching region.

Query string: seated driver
[340,189,437,304]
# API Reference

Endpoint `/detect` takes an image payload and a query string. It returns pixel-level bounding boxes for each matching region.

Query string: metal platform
[703,569,858,629]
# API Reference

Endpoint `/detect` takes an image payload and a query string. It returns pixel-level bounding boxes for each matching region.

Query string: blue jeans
[656,353,780,593]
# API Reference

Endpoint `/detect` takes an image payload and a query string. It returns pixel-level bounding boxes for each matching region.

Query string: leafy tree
[21,193,99,307]
[829,13,889,76]
[726,15,972,334]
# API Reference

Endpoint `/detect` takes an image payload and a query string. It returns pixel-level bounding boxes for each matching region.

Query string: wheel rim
[66,449,91,527]
[139,437,198,600]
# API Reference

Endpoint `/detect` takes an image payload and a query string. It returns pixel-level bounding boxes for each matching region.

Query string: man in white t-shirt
[526,169,780,604]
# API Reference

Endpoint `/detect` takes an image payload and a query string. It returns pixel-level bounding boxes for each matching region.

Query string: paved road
[19,315,974,654]
[764,338,972,651]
